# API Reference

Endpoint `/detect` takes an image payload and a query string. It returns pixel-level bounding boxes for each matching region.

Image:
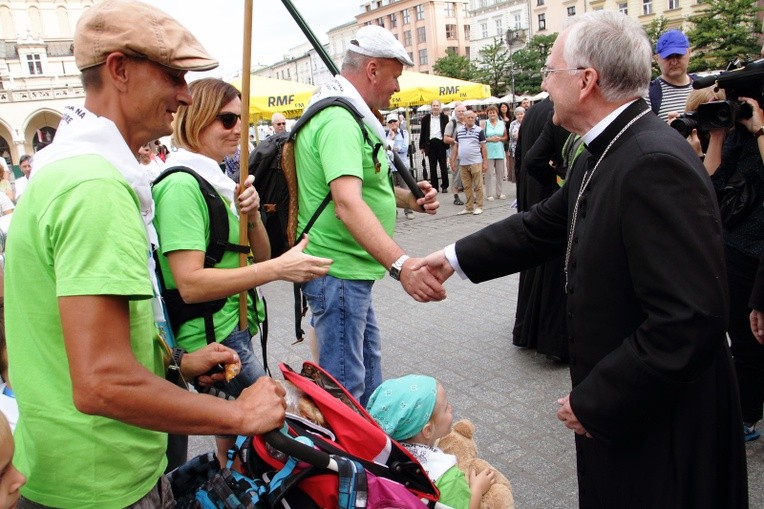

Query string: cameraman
[704,95,764,442]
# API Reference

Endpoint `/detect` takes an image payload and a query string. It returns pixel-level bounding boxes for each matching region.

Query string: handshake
[396,249,455,303]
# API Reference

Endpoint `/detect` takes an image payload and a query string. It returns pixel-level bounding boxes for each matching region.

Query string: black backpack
[248,97,383,341]
[248,97,381,256]
[152,166,269,370]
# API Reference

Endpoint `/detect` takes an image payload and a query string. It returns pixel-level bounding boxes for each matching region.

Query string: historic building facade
[0,0,91,168]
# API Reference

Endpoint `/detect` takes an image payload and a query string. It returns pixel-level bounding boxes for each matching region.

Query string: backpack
[152,166,269,370]
[248,97,383,341]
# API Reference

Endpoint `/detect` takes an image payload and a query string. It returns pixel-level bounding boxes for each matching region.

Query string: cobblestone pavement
[191,187,763,508]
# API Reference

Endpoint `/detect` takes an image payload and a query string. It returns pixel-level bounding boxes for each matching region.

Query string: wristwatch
[389,254,410,281]
[755,125,764,138]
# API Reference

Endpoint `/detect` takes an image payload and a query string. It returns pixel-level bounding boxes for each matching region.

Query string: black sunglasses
[274,122,286,126]
[217,112,241,130]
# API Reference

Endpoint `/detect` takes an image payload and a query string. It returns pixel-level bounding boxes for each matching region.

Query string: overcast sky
[152,0,364,79]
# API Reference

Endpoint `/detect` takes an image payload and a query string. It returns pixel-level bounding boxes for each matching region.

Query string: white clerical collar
[581,99,639,146]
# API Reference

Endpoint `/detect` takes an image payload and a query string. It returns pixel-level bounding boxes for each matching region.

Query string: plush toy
[437,419,515,509]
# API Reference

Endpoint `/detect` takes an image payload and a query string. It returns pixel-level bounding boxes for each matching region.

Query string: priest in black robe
[414,11,747,508]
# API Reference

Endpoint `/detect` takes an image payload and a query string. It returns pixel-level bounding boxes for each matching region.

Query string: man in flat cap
[5,1,286,507]
[295,25,444,406]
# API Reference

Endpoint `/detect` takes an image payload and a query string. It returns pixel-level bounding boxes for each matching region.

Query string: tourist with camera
[704,94,764,442]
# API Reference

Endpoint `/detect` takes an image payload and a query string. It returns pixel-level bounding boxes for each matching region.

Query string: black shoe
[453,196,464,206]
[441,187,448,194]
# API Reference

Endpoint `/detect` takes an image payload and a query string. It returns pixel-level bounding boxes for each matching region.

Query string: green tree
[686,0,761,72]
[474,38,512,96]
[510,34,557,96]
[644,16,670,77]
[432,49,476,81]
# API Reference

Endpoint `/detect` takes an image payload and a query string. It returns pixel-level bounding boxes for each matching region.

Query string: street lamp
[505,28,526,108]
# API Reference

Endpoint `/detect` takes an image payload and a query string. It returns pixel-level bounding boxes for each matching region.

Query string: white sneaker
[498,194,507,200]
[457,208,471,215]
[473,208,483,215]
[404,210,414,220]
[486,196,494,201]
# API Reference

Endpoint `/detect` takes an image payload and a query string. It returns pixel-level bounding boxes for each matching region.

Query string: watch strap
[755,126,764,139]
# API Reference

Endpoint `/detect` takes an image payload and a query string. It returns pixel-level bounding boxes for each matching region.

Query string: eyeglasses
[274,122,286,126]
[217,112,241,130]
[540,66,587,79]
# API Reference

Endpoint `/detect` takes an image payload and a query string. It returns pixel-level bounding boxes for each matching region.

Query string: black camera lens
[670,114,698,138]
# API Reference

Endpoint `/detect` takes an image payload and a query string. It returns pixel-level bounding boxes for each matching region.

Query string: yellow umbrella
[390,71,491,108]
[231,75,317,120]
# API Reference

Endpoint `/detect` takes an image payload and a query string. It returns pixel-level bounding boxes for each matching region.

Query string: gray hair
[514,106,526,116]
[341,50,369,73]
[563,11,651,102]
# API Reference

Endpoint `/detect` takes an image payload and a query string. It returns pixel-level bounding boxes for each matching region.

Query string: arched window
[28,6,43,37]
[56,6,70,37]
[33,127,56,151]
[0,6,14,39]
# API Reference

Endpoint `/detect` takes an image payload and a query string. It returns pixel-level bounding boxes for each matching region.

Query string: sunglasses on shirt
[217,112,241,130]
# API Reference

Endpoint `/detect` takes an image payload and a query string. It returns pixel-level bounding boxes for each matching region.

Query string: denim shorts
[194,327,265,399]
[302,275,381,406]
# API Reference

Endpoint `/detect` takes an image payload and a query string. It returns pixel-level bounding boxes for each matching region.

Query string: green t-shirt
[5,154,167,508]
[295,106,396,280]
[152,172,262,353]
[436,465,472,509]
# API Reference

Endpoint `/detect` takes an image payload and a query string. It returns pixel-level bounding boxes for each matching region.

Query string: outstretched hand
[410,249,455,284]
[275,235,333,283]
[400,257,446,302]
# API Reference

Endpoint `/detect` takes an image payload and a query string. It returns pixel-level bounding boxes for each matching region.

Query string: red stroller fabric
[249,362,439,507]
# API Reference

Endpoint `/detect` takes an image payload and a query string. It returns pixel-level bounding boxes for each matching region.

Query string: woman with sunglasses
[152,78,332,462]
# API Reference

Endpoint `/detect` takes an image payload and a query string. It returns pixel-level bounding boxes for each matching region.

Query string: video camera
[670,58,764,137]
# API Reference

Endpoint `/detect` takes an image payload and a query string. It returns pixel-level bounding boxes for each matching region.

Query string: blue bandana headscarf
[366,375,437,441]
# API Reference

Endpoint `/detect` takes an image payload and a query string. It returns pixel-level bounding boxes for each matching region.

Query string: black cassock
[456,100,747,508]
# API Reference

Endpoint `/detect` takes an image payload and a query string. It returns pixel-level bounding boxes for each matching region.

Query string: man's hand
[182,343,241,386]
[557,394,591,438]
[410,249,455,284]
[399,257,446,302]
[411,181,439,215]
[234,376,287,436]
[750,309,764,344]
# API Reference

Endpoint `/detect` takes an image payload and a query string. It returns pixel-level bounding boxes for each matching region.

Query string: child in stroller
[367,375,495,509]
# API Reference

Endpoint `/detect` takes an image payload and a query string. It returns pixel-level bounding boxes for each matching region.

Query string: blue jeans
[302,275,382,406]
[215,327,266,398]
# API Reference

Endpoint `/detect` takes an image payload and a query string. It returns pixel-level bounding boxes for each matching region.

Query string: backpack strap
[285,97,384,342]
[153,166,252,345]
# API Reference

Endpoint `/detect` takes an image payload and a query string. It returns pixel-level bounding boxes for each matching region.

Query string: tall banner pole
[239,0,254,330]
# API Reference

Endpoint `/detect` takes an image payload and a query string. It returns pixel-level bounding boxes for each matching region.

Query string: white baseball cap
[348,25,414,67]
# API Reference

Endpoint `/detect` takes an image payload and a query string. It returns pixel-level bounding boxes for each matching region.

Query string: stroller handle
[263,429,339,472]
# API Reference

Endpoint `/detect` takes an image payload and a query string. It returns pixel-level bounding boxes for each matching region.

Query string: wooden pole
[239,0,253,330]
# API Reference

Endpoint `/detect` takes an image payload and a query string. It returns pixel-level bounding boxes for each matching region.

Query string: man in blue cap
[648,29,694,122]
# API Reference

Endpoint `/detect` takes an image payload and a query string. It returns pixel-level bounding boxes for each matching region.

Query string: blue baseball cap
[656,30,690,59]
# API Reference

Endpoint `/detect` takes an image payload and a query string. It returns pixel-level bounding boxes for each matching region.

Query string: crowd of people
[0,1,760,508]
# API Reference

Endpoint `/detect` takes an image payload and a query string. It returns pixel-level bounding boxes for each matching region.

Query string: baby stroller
[169,362,449,508]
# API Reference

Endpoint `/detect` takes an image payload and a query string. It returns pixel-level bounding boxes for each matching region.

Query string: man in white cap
[295,25,444,405]
[6,1,286,507]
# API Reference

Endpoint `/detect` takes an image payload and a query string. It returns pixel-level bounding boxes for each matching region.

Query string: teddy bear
[437,419,515,509]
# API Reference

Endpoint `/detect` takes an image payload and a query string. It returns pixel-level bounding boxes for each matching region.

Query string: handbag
[716,168,764,228]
